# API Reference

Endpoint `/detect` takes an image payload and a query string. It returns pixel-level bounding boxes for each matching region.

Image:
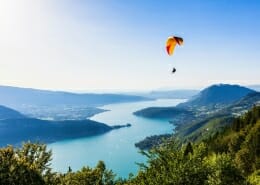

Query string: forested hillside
[0,118,113,146]
[0,106,259,184]
[206,105,260,175]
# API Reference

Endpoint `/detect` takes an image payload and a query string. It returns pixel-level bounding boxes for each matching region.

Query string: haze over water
[49,99,186,178]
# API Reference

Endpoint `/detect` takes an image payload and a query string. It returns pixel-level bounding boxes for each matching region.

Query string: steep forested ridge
[205,105,260,175]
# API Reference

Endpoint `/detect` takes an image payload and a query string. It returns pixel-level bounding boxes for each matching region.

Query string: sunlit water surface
[49,99,186,178]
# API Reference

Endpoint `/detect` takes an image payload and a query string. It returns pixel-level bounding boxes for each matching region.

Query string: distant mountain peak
[178,84,255,108]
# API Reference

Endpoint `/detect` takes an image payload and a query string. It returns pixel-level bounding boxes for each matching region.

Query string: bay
[49,99,186,178]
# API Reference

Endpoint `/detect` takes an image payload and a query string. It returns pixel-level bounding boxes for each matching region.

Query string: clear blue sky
[0,0,259,91]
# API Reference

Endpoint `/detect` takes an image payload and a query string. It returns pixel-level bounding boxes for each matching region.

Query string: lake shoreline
[49,99,187,178]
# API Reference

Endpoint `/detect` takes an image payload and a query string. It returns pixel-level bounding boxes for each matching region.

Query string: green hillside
[0,106,259,185]
[133,107,194,124]
[174,92,260,143]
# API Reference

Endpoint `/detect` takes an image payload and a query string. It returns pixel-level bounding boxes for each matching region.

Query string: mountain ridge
[0,104,128,146]
[0,105,26,120]
[134,84,256,121]
[0,85,151,109]
[177,84,255,108]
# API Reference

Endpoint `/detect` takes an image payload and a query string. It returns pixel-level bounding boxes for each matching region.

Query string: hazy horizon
[1,0,259,91]
[0,82,259,94]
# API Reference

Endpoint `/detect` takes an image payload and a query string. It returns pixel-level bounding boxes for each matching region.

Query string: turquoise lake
[49,99,186,178]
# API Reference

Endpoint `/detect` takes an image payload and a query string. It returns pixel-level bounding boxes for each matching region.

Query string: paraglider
[166,36,183,73]
[166,36,183,55]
